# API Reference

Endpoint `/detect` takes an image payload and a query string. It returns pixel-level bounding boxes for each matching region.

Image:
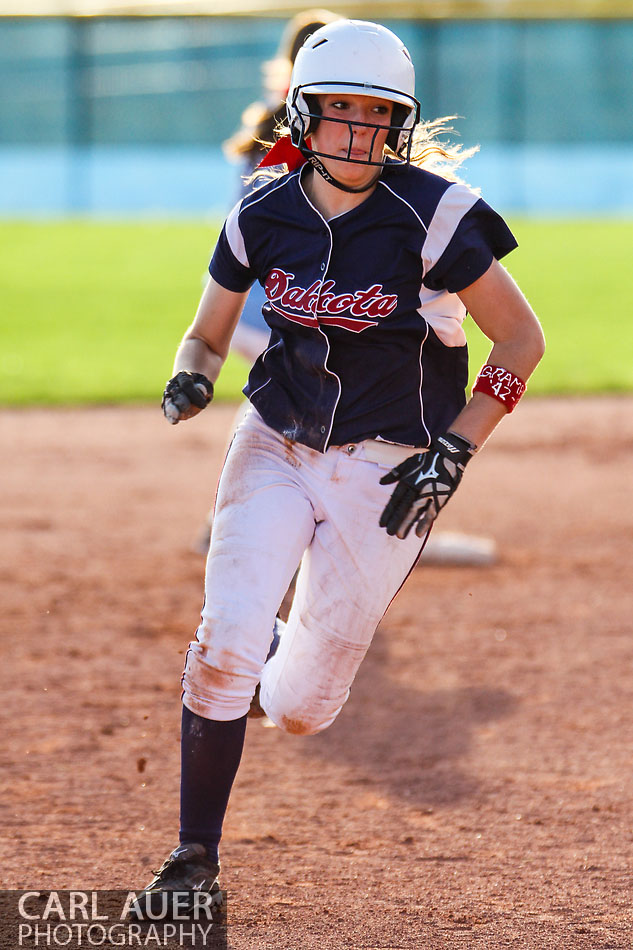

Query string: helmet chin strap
[302,149,383,194]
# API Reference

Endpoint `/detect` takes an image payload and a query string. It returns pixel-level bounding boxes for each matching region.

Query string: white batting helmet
[287,19,420,161]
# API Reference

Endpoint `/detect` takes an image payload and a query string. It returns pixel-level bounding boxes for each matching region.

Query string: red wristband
[472,364,526,413]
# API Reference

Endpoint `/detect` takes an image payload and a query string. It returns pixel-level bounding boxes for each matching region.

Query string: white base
[419,531,497,567]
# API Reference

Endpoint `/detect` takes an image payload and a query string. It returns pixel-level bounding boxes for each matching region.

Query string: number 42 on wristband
[472,364,526,413]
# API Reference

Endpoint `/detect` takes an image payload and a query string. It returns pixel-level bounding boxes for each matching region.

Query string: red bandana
[257,136,310,171]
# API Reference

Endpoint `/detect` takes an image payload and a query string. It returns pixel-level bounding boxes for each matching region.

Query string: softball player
[131,19,544,915]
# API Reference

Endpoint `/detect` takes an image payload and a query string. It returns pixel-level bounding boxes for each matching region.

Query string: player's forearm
[172,335,225,386]
[450,331,545,450]
[170,277,249,386]
[448,391,509,450]
[454,258,545,450]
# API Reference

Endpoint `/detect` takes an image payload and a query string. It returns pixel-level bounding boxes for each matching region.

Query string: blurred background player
[191,9,341,558]
[221,8,341,368]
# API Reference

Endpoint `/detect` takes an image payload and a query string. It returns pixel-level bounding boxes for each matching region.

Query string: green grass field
[1,218,631,405]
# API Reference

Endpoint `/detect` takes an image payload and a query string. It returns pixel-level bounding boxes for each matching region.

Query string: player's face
[312,93,394,187]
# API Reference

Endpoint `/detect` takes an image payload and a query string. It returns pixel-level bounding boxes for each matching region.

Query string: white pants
[182,407,426,734]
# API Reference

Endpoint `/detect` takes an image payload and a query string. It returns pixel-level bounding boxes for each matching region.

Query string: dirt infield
[2,398,632,949]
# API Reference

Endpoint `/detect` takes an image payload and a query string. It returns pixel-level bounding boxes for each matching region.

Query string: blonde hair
[407,116,479,184]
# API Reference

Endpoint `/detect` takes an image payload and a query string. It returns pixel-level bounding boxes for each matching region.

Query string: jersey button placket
[315,228,334,452]
[316,254,328,442]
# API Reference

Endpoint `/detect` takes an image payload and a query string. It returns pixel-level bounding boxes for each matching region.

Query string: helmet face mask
[290,85,419,167]
[286,20,421,178]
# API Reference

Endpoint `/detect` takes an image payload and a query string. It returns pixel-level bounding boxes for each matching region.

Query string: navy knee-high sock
[179,705,248,864]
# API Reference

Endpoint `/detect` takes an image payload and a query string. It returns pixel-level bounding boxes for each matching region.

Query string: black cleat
[128,843,221,919]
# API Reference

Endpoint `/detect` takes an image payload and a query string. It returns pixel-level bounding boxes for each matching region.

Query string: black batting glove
[162,371,213,425]
[379,431,476,539]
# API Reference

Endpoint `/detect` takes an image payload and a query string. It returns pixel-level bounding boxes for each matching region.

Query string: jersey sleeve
[422,191,518,294]
[208,200,257,293]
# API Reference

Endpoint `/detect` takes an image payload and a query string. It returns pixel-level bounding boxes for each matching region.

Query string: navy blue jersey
[210,160,517,452]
